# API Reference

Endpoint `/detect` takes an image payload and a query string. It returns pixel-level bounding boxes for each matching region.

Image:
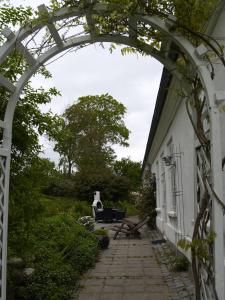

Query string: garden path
[73,217,194,300]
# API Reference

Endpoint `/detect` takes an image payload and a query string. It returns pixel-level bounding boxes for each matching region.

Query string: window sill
[167,210,177,218]
[184,235,192,243]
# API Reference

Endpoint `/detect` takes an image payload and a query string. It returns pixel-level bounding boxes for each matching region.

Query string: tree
[54,94,129,175]
[0,3,62,172]
[113,157,142,190]
[2,1,222,298]
[0,1,63,256]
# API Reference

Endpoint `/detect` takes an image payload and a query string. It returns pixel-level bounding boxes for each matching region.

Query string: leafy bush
[94,228,108,236]
[25,250,77,300]
[169,255,189,272]
[94,229,110,249]
[72,171,131,202]
[77,216,95,232]
[137,169,157,228]
[72,201,92,217]
[117,200,138,216]
[40,195,91,217]
[43,176,77,197]
[9,215,99,300]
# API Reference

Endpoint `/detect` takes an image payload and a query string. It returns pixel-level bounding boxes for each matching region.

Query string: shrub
[9,215,99,300]
[117,200,138,216]
[169,255,189,272]
[40,195,92,218]
[73,171,131,202]
[94,229,110,249]
[73,201,92,217]
[77,216,95,232]
[94,228,108,236]
[43,177,77,197]
[137,169,157,228]
[26,250,77,300]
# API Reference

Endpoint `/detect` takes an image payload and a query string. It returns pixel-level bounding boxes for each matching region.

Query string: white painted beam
[195,44,208,58]
[38,4,63,48]
[0,148,10,157]
[160,37,172,59]
[16,43,37,66]
[1,27,36,66]
[1,27,14,41]
[165,15,177,30]
[0,75,15,93]
[215,90,225,104]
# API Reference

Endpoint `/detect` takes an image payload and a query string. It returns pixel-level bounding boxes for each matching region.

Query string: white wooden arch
[0,3,224,299]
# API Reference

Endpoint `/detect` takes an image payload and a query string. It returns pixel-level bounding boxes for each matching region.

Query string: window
[160,152,167,221]
[167,139,176,211]
[156,161,160,207]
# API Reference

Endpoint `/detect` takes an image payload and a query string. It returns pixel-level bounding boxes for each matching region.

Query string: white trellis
[0,3,224,299]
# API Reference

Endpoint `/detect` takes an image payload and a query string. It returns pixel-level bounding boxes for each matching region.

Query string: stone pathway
[73,219,194,300]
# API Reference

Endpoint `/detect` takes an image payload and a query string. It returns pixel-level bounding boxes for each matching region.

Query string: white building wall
[210,3,225,278]
[144,3,225,294]
[151,82,196,253]
[210,7,225,203]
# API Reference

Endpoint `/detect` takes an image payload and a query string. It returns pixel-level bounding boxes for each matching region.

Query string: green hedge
[9,215,99,300]
[40,195,92,217]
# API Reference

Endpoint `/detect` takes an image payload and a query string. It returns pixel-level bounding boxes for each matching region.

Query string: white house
[142,67,195,245]
[141,4,225,299]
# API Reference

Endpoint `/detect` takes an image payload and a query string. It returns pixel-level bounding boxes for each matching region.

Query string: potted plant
[77,216,95,232]
[94,228,110,249]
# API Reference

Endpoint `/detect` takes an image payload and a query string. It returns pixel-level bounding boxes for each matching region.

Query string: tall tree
[54,94,129,175]
[0,3,62,172]
[113,157,142,190]
[0,2,63,253]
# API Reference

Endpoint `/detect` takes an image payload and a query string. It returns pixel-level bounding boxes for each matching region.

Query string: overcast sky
[12,0,163,164]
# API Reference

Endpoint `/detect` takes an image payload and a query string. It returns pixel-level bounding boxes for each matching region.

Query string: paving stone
[122,292,170,300]
[100,293,123,300]
[123,284,146,292]
[102,285,124,293]
[77,293,100,300]
[75,219,194,299]
[80,278,105,286]
[104,278,125,286]
[80,285,103,293]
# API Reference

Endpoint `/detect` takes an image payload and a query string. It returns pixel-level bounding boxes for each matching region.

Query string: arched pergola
[0,2,224,299]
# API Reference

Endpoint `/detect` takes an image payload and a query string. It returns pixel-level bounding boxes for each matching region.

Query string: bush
[169,255,189,272]
[94,229,110,249]
[9,215,99,300]
[117,200,138,216]
[137,169,157,228]
[40,195,92,218]
[26,250,77,300]
[73,171,131,202]
[77,216,95,232]
[94,228,108,236]
[43,176,77,197]
[72,201,92,217]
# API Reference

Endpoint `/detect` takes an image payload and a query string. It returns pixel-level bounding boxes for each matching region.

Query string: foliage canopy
[53,94,129,175]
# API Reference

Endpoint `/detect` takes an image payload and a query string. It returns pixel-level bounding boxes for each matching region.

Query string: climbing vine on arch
[1,1,225,299]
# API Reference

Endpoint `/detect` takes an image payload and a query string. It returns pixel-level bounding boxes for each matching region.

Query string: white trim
[167,210,177,218]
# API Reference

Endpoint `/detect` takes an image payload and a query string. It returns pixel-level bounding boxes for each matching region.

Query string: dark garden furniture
[111,216,150,239]
[94,207,126,222]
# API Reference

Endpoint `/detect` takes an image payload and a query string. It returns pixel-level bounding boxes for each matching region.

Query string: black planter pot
[97,235,110,249]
